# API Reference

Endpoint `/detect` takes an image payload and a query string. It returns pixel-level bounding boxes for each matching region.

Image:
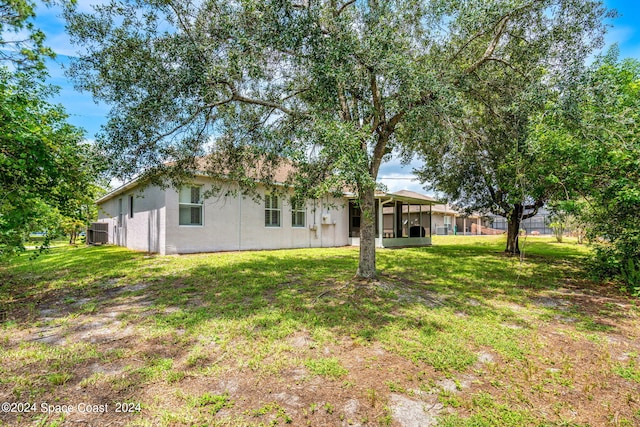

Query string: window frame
[178,186,204,227]
[129,195,134,219]
[291,200,306,228]
[265,194,281,228]
[117,198,123,227]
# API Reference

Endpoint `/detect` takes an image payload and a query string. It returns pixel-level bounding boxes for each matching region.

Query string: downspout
[319,199,323,248]
[238,193,242,250]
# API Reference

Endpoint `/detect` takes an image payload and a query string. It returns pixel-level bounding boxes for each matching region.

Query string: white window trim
[179,186,204,227]
[117,198,123,227]
[265,194,281,228]
[291,202,306,228]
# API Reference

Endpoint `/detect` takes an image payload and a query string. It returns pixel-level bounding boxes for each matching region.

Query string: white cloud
[377,156,433,195]
[604,26,635,47]
[46,31,79,57]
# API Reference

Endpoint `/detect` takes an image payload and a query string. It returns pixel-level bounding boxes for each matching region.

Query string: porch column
[430,205,433,239]
[378,198,383,241]
[463,217,467,236]
[395,201,403,238]
[393,202,397,238]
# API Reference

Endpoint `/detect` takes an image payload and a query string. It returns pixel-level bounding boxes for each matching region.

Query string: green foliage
[410,0,610,254]
[0,0,59,72]
[620,259,640,296]
[64,0,611,276]
[0,69,100,257]
[544,51,640,292]
[0,1,102,258]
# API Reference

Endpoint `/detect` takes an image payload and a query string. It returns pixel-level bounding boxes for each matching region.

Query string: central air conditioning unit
[87,222,109,244]
[321,214,332,225]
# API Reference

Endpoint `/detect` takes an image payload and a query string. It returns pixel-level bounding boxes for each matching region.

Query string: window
[179,186,203,226]
[129,195,134,219]
[265,194,281,227]
[351,205,361,228]
[291,201,306,228]
[444,215,452,231]
[117,198,123,226]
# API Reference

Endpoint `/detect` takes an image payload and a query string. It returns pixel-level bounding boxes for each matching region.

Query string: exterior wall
[97,185,167,253]
[159,179,349,254]
[431,213,455,235]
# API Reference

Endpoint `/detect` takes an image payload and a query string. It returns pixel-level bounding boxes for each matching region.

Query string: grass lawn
[0,236,639,426]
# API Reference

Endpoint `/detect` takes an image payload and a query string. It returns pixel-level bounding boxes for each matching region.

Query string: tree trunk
[505,204,522,255]
[356,186,377,279]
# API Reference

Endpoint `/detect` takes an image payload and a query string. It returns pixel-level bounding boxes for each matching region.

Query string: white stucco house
[94,174,442,255]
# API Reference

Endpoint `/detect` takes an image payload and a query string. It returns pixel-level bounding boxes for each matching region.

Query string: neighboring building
[483,207,553,235]
[95,177,442,255]
[432,204,484,236]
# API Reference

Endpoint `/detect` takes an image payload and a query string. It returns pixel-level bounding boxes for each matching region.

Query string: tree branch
[521,199,545,220]
[484,57,529,79]
[386,111,405,133]
[449,28,491,64]
[334,0,356,17]
[370,72,384,131]
[337,82,352,122]
[465,14,510,75]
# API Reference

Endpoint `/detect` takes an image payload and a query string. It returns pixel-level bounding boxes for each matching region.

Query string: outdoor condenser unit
[87,222,109,245]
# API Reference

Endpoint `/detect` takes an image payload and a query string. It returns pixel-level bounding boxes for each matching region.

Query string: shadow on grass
[0,240,600,335]
[3,238,637,420]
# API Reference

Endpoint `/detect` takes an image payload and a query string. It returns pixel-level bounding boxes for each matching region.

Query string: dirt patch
[2,247,640,426]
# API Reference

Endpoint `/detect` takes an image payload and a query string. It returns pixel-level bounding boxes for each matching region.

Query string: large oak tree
[406,0,610,254]
[65,0,610,275]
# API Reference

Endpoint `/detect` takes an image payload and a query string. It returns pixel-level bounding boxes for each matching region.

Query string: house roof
[96,158,297,204]
[96,157,442,209]
[344,189,441,206]
[387,190,439,205]
[96,176,143,204]
[192,156,296,184]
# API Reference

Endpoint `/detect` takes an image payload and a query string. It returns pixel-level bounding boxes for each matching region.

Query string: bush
[620,258,640,296]
[590,232,640,296]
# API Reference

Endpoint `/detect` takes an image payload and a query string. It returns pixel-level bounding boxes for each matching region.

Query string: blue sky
[30,0,640,192]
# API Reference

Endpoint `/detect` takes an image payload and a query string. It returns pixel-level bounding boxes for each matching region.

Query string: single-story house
[95,175,441,255]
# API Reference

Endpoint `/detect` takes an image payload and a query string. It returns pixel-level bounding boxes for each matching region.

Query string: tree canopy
[0,0,100,256]
[540,50,640,291]
[408,0,611,254]
[65,0,611,276]
[0,0,58,71]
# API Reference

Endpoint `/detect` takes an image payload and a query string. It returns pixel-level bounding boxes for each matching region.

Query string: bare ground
[1,259,639,426]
